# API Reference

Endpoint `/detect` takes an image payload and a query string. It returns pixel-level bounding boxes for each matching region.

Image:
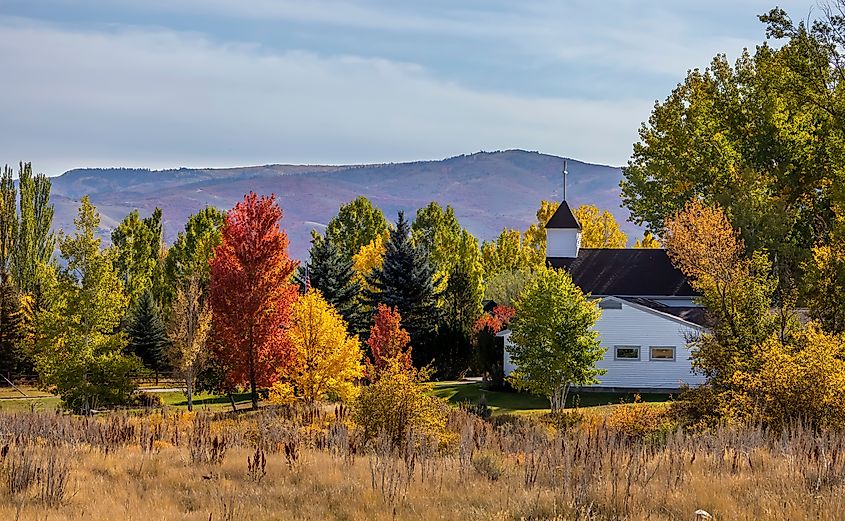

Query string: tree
[523,200,561,265]
[411,202,462,272]
[12,163,56,297]
[166,274,212,412]
[0,166,16,274]
[508,267,604,411]
[283,289,363,403]
[365,211,441,367]
[352,233,386,294]
[162,206,225,309]
[326,196,389,259]
[620,9,845,284]
[366,304,412,375]
[305,234,366,335]
[805,234,845,333]
[111,209,164,304]
[0,274,24,379]
[484,268,537,307]
[437,260,483,377]
[125,290,168,379]
[34,197,139,413]
[481,228,536,278]
[209,193,299,410]
[573,205,627,248]
[634,232,660,248]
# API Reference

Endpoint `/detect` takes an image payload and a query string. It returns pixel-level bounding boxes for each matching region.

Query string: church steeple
[545,160,581,259]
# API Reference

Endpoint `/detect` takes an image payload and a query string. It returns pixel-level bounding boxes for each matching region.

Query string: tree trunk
[248,327,258,410]
[550,383,569,412]
[229,392,237,413]
[185,375,193,412]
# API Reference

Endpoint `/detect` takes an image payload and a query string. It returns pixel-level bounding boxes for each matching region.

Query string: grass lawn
[431,381,673,415]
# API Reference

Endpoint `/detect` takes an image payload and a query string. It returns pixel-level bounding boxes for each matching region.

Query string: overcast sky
[0,0,813,175]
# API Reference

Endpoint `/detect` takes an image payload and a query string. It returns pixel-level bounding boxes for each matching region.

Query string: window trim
[649,346,676,361]
[614,345,641,361]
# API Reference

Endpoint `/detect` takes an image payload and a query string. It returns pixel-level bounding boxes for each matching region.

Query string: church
[497,199,707,392]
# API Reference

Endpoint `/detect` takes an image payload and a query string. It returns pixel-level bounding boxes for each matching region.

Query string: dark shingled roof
[545,200,581,229]
[547,248,697,297]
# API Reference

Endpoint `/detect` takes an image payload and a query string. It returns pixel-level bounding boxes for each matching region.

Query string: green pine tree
[366,211,441,366]
[306,234,366,335]
[125,290,169,379]
[0,274,24,379]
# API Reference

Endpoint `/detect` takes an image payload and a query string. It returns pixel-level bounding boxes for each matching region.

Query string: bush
[607,396,673,439]
[132,391,163,408]
[471,449,506,481]
[353,359,446,445]
[539,410,583,432]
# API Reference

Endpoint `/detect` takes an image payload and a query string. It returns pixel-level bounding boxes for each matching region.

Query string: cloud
[0,18,651,174]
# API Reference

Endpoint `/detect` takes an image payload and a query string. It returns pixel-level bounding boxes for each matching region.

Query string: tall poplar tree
[112,208,165,304]
[12,163,55,297]
[163,206,225,308]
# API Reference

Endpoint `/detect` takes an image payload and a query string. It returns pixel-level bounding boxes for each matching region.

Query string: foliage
[283,289,363,403]
[573,204,627,248]
[620,8,845,284]
[304,234,366,335]
[411,202,462,272]
[162,206,225,308]
[351,233,386,293]
[166,275,212,412]
[727,324,845,429]
[805,218,845,333]
[11,163,56,298]
[481,229,537,278]
[111,208,164,304]
[473,305,516,334]
[508,267,604,411]
[326,196,389,260]
[483,268,536,307]
[0,274,24,378]
[437,260,483,377]
[365,211,441,367]
[353,357,446,445]
[209,193,299,409]
[634,232,660,249]
[522,200,561,266]
[124,290,169,375]
[607,397,672,439]
[366,304,412,375]
[664,201,780,385]
[0,166,16,274]
[34,197,139,413]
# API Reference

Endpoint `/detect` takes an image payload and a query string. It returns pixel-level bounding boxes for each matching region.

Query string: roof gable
[545,201,580,229]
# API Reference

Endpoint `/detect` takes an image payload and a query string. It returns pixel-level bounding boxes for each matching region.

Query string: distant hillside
[50,150,639,260]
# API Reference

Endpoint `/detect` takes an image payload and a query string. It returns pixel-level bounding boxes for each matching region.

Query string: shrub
[132,391,163,408]
[471,449,506,481]
[608,396,672,439]
[353,358,446,445]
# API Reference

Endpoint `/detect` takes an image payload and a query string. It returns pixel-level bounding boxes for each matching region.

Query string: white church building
[497,200,707,392]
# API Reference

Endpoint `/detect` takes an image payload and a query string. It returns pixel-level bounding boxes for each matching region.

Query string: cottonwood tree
[522,200,560,265]
[166,275,212,412]
[35,197,139,413]
[634,232,660,248]
[481,228,536,278]
[574,205,627,248]
[11,163,56,298]
[326,196,389,260]
[111,208,164,304]
[283,289,363,403]
[162,206,225,308]
[508,267,604,411]
[209,193,299,410]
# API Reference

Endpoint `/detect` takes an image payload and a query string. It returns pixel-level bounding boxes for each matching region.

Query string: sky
[0,0,814,175]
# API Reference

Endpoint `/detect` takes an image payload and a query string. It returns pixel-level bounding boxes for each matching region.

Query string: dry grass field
[1,405,845,520]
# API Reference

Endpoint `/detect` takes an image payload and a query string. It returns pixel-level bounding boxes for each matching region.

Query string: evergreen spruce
[0,274,24,378]
[125,290,169,378]
[306,234,366,335]
[366,211,441,366]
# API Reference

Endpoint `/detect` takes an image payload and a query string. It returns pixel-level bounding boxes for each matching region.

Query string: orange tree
[366,304,412,377]
[209,193,299,409]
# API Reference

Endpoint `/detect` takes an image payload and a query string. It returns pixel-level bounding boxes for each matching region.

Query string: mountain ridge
[49,150,638,260]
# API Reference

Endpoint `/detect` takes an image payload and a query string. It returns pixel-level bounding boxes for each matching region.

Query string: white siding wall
[501,299,705,390]
[546,228,581,258]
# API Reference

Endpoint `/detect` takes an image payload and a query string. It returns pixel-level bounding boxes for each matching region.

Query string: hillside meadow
[1,402,844,520]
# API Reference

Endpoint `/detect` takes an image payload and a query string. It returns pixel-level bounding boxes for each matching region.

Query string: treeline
[0,159,636,413]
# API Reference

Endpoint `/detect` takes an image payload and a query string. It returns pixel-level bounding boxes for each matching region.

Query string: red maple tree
[209,192,299,409]
[473,305,516,334]
[366,304,412,376]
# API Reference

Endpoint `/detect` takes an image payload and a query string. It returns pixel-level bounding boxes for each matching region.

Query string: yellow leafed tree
[166,275,212,412]
[634,232,660,248]
[282,289,363,403]
[352,233,386,292]
[574,205,627,248]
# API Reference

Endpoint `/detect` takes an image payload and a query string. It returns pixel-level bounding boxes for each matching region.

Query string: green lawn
[431,382,673,415]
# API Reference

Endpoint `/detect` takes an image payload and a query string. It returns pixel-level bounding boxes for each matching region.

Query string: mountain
[49,150,638,260]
